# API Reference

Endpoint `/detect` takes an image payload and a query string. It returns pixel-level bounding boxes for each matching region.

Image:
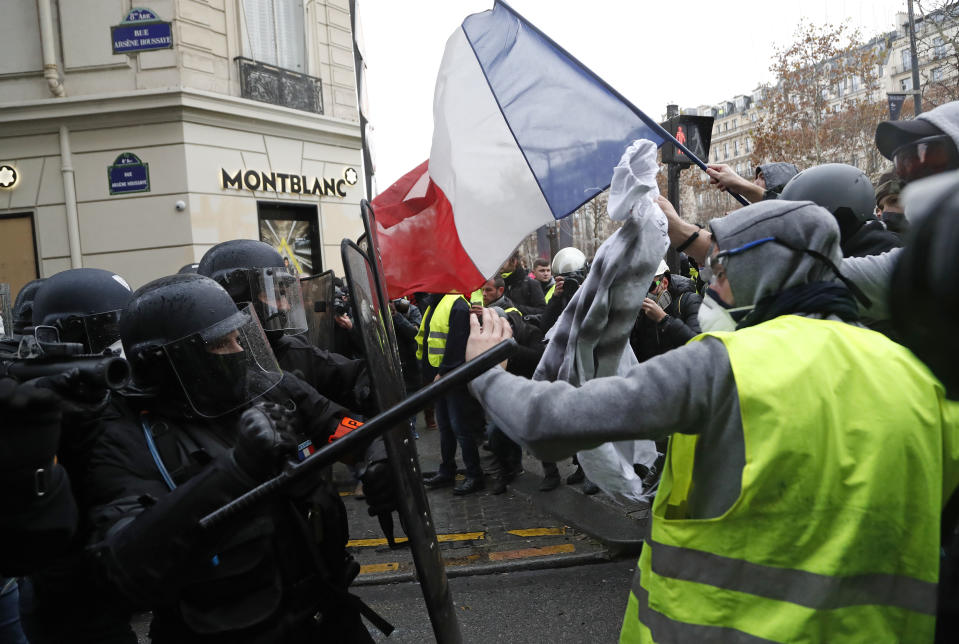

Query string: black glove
[233,402,298,482]
[0,377,61,472]
[361,460,397,517]
[27,367,110,427]
[360,439,397,517]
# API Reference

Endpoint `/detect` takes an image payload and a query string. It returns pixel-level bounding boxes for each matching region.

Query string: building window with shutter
[241,0,306,73]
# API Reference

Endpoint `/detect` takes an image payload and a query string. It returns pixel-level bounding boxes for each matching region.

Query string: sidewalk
[337,413,648,584]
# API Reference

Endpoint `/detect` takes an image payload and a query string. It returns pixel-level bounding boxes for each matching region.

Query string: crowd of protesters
[3,94,959,643]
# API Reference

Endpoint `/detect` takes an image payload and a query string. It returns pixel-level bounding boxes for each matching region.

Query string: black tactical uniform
[87,274,382,643]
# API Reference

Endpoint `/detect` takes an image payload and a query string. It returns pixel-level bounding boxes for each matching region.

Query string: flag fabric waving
[372,0,666,298]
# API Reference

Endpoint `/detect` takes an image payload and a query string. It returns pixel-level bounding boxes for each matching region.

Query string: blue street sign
[111,8,173,54]
[108,153,150,195]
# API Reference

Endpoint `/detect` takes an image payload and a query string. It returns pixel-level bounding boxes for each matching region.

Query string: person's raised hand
[466,307,512,365]
[641,297,667,322]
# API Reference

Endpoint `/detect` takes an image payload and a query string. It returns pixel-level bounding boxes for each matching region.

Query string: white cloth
[533,139,668,501]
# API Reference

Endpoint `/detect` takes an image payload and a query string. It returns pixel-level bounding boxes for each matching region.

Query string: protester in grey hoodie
[465,198,957,641]
[467,200,857,512]
[754,161,799,198]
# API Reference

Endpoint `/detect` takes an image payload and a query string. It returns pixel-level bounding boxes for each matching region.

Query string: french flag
[372,1,666,298]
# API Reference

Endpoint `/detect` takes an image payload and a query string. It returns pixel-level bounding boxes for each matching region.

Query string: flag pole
[494,0,750,207]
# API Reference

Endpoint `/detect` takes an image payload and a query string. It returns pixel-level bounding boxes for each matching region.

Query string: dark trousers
[489,425,522,476]
[435,387,483,479]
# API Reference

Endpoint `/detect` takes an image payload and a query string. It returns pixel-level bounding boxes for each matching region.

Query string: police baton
[200,338,517,530]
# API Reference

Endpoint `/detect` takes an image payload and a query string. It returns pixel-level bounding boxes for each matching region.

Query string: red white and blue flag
[372,1,665,298]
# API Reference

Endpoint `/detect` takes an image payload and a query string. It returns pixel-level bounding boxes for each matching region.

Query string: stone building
[0,0,366,300]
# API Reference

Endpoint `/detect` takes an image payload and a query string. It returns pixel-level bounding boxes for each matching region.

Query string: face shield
[253,268,308,335]
[50,309,122,354]
[222,268,309,336]
[162,304,282,417]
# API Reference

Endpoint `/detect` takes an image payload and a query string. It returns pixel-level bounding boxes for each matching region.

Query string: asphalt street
[356,558,637,643]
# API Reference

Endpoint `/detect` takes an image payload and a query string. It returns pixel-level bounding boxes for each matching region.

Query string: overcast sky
[360,0,908,191]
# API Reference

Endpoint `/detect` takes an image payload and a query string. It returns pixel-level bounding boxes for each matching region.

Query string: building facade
[0,0,366,300]
[684,6,958,224]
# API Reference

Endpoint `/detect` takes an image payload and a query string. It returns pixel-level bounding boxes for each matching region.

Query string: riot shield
[300,271,335,352]
[0,283,12,338]
[341,237,461,643]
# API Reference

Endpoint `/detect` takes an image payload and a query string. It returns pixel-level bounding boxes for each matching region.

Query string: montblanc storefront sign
[220,167,359,198]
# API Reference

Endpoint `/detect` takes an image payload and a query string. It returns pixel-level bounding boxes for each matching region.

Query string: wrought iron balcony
[235,57,324,115]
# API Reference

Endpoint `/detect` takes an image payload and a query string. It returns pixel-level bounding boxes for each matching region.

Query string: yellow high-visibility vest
[621,315,959,643]
[415,294,466,368]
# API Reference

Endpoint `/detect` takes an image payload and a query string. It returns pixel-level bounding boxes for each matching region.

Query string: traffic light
[660,115,714,166]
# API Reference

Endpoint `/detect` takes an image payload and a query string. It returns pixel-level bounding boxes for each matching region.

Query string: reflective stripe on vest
[544,284,555,303]
[414,294,465,368]
[621,315,959,643]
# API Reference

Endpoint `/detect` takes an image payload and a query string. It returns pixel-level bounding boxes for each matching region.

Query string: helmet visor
[55,309,122,354]
[162,305,282,417]
[248,268,309,335]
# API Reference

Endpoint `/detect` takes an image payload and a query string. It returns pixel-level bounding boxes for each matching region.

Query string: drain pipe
[39,2,80,266]
[59,126,82,268]
[37,0,65,97]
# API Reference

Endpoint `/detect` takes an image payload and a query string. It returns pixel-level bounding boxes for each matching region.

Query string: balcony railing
[236,57,324,115]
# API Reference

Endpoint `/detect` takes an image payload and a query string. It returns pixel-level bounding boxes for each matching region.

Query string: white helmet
[655,260,669,276]
[551,247,587,275]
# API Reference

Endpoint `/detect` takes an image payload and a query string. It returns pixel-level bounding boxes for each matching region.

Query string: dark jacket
[391,307,422,390]
[86,374,372,643]
[841,219,903,258]
[629,275,703,363]
[270,333,371,414]
[502,271,546,316]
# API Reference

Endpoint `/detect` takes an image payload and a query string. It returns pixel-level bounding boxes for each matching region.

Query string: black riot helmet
[890,171,959,399]
[120,274,283,417]
[12,278,46,337]
[197,240,308,338]
[31,268,133,353]
[177,263,199,274]
[780,164,876,246]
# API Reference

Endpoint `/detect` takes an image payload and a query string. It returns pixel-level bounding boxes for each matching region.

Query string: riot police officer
[87,274,386,642]
[11,267,137,643]
[197,240,370,412]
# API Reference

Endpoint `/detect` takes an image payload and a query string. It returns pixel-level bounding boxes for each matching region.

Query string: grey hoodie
[755,162,799,194]
[470,201,847,519]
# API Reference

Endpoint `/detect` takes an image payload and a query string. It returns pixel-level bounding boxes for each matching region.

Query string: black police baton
[200,338,516,531]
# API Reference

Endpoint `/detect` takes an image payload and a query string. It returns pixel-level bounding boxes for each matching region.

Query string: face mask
[698,290,753,333]
[193,351,250,411]
[881,211,907,232]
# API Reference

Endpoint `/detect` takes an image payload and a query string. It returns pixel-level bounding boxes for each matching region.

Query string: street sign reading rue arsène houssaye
[108,153,150,195]
[111,8,173,55]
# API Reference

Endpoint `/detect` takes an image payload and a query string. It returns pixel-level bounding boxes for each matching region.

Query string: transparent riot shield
[341,234,461,643]
[0,283,12,338]
[299,271,335,352]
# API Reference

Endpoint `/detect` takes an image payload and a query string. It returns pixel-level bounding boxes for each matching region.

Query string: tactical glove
[233,402,298,482]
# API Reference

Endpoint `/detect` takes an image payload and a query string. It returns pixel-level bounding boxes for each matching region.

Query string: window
[724,122,729,132]
[745,138,751,153]
[935,37,947,59]
[932,67,944,82]
[241,0,306,72]
[723,143,728,160]
[901,77,913,91]
[734,140,740,156]
[732,119,738,130]
[901,49,912,71]
[851,76,860,92]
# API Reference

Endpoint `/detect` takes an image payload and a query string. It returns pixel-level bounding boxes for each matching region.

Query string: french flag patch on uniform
[297,439,315,462]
